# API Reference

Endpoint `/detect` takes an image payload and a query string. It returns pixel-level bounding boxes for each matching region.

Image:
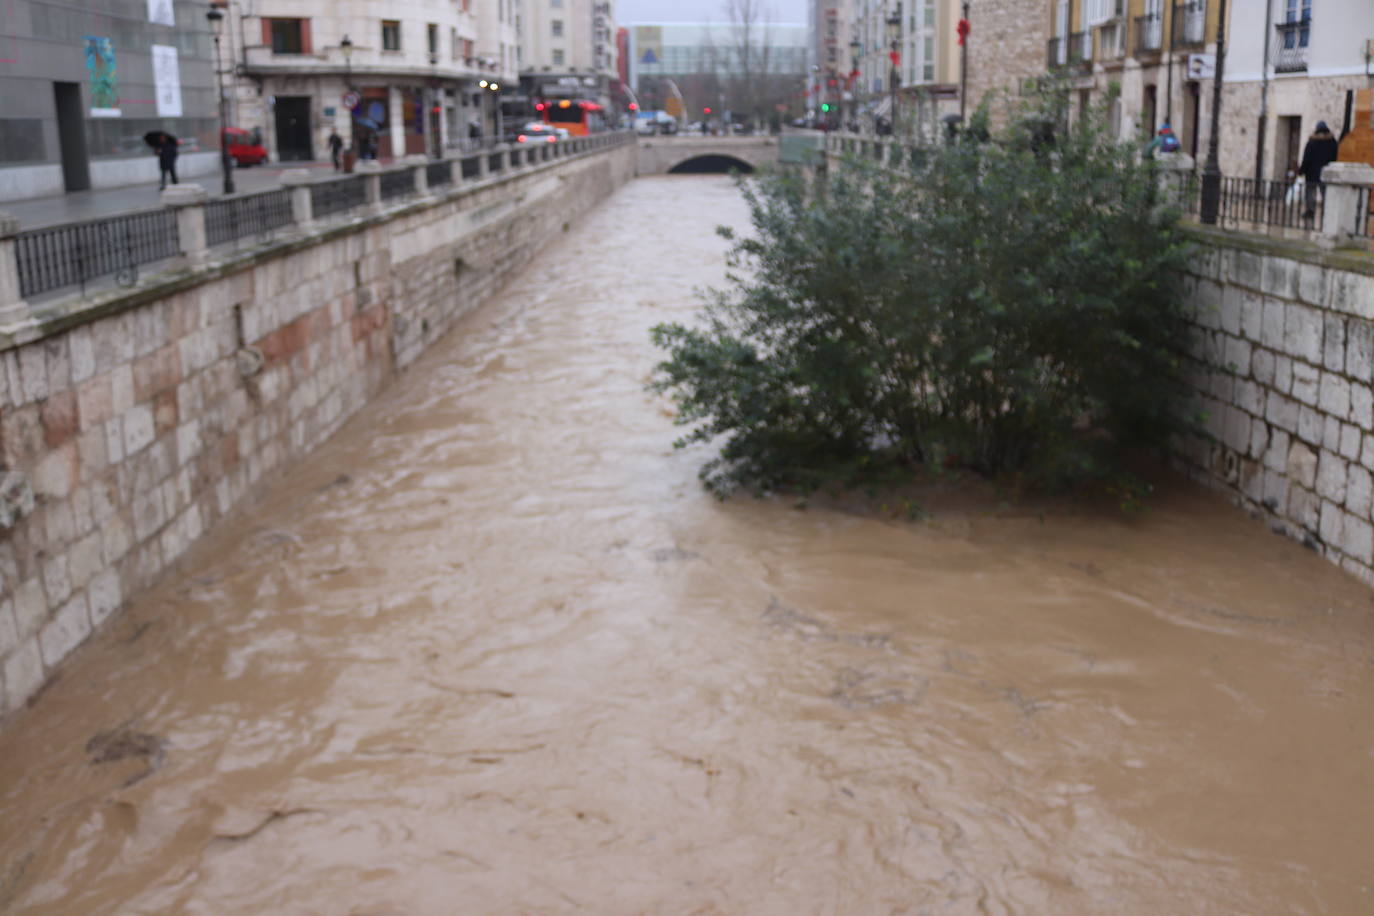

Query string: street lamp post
[479,77,501,144]
[849,38,861,132]
[340,34,354,160]
[205,6,234,194]
[886,3,902,136]
[1198,0,1229,225]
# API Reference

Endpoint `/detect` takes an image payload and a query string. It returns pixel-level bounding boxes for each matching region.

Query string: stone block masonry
[1176,226,1374,586]
[0,141,636,718]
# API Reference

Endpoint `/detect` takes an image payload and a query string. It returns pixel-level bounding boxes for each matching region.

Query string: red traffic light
[703,107,711,114]
[535,102,545,111]
[628,102,638,111]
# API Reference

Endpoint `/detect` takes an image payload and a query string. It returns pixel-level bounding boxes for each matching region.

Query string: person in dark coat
[156,132,179,190]
[328,128,344,170]
[1299,120,1339,218]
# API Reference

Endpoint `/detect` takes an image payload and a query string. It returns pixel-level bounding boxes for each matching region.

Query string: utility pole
[959,2,970,123]
[1199,0,1228,225]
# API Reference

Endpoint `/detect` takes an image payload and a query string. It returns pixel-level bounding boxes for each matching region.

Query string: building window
[382,20,401,51]
[428,23,439,56]
[451,27,459,59]
[922,36,934,81]
[463,38,474,61]
[551,19,564,37]
[553,49,565,65]
[266,18,308,54]
[552,0,563,6]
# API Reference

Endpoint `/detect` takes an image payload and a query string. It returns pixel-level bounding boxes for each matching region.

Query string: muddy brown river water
[2,175,1373,914]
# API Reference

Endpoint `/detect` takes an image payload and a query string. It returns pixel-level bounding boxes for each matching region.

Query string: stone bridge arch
[636,136,780,175]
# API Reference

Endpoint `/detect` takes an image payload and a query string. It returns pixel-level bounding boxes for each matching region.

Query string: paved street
[2,160,342,229]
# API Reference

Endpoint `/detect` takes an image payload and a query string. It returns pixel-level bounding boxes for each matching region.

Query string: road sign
[342,90,361,110]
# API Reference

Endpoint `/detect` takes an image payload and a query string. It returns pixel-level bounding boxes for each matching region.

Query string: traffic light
[703,107,711,114]
[628,102,638,111]
[820,103,831,112]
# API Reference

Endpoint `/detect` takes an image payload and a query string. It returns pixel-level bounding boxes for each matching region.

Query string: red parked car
[223,127,268,166]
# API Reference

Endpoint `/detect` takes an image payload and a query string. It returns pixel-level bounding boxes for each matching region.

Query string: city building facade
[222,0,517,163]
[0,0,220,202]
[518,0,619,109]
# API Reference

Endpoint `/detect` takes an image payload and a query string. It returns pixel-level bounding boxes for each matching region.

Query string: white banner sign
[152,45,183,117]
[147,0,174,26]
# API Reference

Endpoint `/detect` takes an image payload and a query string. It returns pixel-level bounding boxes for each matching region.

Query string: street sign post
[342,90,361,110]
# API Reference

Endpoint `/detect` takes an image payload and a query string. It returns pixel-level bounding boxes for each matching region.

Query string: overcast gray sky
[617,0,807,26]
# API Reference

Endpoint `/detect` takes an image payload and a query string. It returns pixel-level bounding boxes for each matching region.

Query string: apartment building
[224,0,518,162]
[0,0,219,202]
[1038,0,1371,177]
[518,0,619,107]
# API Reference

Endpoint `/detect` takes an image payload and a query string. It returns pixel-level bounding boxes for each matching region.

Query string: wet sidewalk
[2,160,341,230]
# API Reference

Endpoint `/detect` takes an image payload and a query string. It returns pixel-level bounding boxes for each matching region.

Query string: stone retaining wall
[0,142,635,718]
[1177,227,1374,584]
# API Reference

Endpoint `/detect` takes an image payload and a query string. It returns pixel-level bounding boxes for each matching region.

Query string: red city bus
[536,99,606,136]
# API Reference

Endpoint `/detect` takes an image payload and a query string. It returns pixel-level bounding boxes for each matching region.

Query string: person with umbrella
[144,131,180,190]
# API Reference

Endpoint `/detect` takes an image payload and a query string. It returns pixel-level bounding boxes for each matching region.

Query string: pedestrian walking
[328,128,344,170]
[156,132,179,190]
[1299,120,1340,219]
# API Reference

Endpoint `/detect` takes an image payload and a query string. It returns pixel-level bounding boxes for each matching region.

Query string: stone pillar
[1319,162,1374,247]
[477,147,490,179]
[280,169,314,227]
[161,185,209,266]
[1155,153,1196,206]
[449,155,463,186]
[505,144,518,172]
[403,153,429,194]
[0,213,31,331]
[356,159,383,209]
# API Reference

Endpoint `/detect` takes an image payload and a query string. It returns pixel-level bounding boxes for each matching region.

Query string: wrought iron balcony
[1172,0,1206,48]
[1134,13,1163,54]
[1067,30,1091,67]
[1273,18,1310,72]
[1047,36,1067,69]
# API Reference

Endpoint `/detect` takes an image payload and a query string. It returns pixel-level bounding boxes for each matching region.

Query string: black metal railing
[1135,13,1163,53]
[311,175,367,218]
[16,208,179,298]
[488,152,504,173]
[460,155,481,179]
[1356,187,1373,239]
[1172,0,1206,47]
[379,167,414,201]
[426,160,452,188]
[1177,174,1323,231]
[204,189,293,247]
[1272,19,1310,72]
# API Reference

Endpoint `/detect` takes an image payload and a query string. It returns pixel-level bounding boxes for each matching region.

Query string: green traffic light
[821,103,830,112]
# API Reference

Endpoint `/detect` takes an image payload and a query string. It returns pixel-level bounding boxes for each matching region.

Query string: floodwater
[2,175,1373,914]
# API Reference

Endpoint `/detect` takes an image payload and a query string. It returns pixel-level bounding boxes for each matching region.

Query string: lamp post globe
[206,6,234,194]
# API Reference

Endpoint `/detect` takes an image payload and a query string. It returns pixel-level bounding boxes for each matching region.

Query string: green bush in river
[651,95,1196,499]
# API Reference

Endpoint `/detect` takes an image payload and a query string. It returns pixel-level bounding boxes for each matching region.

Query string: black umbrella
[143,131,177,149]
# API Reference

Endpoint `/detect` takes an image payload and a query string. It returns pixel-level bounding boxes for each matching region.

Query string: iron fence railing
[1047,37,1066,68]
[426,160,452,189]
[311,175,367,218]
[16,208,179,298]
[204,189,293,247]
[9,132,637,301]
[1067,30,1091,67]
[1175,173,1323,231]
[379,167,415,201]
[1356,186,1373,239]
